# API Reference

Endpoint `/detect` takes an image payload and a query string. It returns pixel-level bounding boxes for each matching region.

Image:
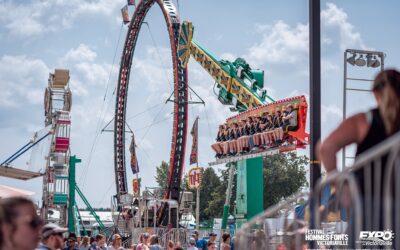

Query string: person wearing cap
[191,230,206,250]
[0,196,43,250]
[36,223,67,250]
[208,232,217,243]
[63,236,79,250]
[187,237,198,250]
[107,234,124,250]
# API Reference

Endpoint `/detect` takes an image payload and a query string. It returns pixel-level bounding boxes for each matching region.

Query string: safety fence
[236,131,400,249]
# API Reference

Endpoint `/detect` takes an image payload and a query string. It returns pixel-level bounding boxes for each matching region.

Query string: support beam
[234,158,263,228]
[309,0,321,188]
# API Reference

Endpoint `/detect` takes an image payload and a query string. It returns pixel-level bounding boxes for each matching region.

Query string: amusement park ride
[0,0,309,240]
[113,0,309,233]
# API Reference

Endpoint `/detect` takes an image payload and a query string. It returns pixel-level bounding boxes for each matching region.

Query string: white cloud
[0,2,45,36]
[0,0,124,37]
[75,62,112,86]
[321,2,368,51]
[63,44,97,62]
[246,20,309,67]
[219,52,237,62]
[0,55,50,107]
[246,2,368,68]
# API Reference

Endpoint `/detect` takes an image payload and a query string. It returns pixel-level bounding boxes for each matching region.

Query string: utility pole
[309,0,321,189]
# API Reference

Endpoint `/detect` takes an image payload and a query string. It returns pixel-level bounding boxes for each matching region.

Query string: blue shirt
[195,238,207,250]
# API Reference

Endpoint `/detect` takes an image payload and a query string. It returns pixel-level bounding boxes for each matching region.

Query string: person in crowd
[63,235,79,250]
[187,237,198,250]
[191,230,206,250]
[89,234,106,250]
[319,69,400,235]
[79,236,90,250]
[148,235,161,250]
[220,232,231,250]
[208,232,217,244]
[211,125,225,157]
[206,241,216,250]
[36,223,68,250]
[107,234,124,250]
[0,196,43,250]
[166,240,174,250]
[135,233,149,250]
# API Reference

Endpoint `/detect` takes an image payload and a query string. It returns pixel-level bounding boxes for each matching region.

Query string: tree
[212,152,308,216]
[154,161,195,198]
[155,161,170,198]
[204,165,237,220]
[193,167,222,221]
[263,152,308,208]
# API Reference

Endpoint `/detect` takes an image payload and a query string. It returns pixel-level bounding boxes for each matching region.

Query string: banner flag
[189,116,199,165]
[121,5,130,24]
[129,133,139,174]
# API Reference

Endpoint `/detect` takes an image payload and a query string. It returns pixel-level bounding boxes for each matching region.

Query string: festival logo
[357,230,395,247]
[305,229,348,247]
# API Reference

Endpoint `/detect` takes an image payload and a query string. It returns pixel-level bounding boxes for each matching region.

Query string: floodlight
[355,54,366,66]
[366,54,381,68]
[366,54,373,67]
[346,53,356,65]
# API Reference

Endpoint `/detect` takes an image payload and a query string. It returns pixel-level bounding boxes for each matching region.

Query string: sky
[1,0,400,208]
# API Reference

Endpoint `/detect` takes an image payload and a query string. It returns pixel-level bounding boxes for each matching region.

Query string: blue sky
[1,0,399,208]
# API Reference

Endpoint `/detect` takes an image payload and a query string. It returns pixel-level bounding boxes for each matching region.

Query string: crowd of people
[0,196,233,250]
[211,104,299,158]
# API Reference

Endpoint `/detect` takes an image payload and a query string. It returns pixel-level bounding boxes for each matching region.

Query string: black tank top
[355,108,388,156]
[353,108,390,231]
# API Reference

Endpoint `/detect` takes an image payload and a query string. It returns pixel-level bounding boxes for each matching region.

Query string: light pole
[342,49,384,169]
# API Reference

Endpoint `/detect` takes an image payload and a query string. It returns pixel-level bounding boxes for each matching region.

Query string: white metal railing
[235,192,309,250]
[235,131,400,249]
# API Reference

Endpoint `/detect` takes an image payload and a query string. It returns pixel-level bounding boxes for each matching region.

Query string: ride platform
[0,165,44,180]
[208,144,297,166]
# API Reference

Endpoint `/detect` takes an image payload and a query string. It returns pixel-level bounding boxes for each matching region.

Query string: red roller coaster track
[114,0,188,227]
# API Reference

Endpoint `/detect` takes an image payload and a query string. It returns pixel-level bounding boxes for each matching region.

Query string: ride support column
[235,157,263,228]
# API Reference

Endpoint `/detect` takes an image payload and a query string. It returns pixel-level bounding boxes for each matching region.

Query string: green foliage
[155,161,170,198]
[194,167,221,220]
[263,152,308,208]
[153,152,307,222]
